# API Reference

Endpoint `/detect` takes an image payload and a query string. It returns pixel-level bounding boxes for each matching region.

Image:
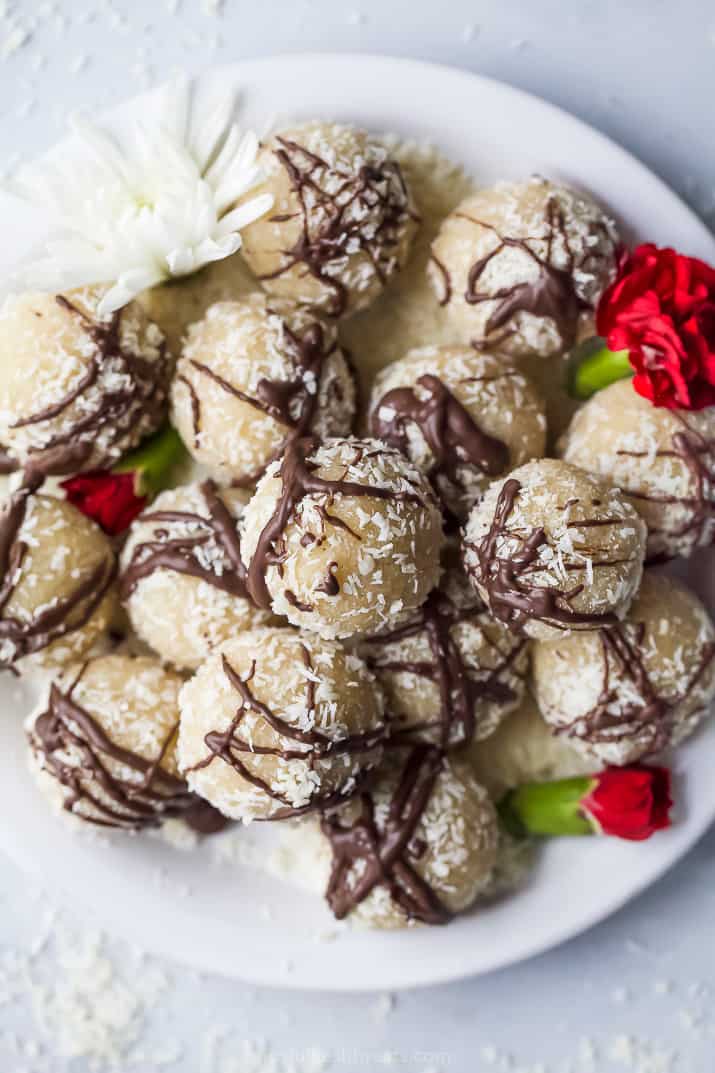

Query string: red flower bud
[498,765,673,842]
[581,765,673,842]
[596,243,715,410]
[60,471,147,536]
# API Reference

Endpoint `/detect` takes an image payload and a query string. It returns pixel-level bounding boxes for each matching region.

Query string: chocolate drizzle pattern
[464,478,622,634]
[371,373,509,498]
[119,479,250,602]
[320,744,451,925]
[185,647,385,820]
[362,587,526,747]
[259,135,416,318]
[616,416,715,556]
[180,314,350,486]
[0,478,116,668]
[432,196,603,349]
[245,437,428,611]
[562,621,715,755]
[9,295,169,475]
[28,664,226,832]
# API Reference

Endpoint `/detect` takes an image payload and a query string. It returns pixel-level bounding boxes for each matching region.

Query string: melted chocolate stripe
[320,744,451,925]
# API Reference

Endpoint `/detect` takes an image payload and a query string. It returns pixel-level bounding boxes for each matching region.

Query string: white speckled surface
[1,2,714,1070]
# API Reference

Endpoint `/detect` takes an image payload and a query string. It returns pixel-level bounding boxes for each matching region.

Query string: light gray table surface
[1,2,714,1071]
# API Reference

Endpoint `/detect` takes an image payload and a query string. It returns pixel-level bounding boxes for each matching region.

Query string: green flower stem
[498,776,597,838]
[114,424,187,498]
[568,345,633,400]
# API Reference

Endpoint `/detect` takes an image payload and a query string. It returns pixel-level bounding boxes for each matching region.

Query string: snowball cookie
[119,480,277,670]
[533,572,715,765]
[178,628,386,822]
[428,178,619,360]
[462,459,646,641]
[0,288,170,476]
[307,745,498,928]
[0,485,116,671]
[170,294,356,484]
[26,654,197,830]
[468,694,593,800]
[240,437,443,639]
[560,379,715,562]
[359,559,529,748]
[369,345,547,519]
[239,122,419,318]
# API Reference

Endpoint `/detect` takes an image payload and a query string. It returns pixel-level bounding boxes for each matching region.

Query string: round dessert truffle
[119,480,277,670]
[239,437,443,639]
[0,289,170,475]
[170,295,356,484]
[0,484,116,671]
[26,654,202,830]
[560,379,715,561]
[178,628,386,822]
[468,693,593,800]
[428,178,619,359]
[533,572,715,765]
[239,122,418,318]
[369,345,547,519]
[359,558,528,748]
[462,459,646,641]
[304,745,498,929]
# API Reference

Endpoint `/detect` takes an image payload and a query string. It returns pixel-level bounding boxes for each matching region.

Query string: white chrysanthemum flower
[9,79,273,315]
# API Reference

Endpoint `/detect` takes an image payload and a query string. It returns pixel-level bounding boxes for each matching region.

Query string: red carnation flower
[597,244,715,410]
[61,471,147,536]
[582,765,672,841]
[499,765,673,843]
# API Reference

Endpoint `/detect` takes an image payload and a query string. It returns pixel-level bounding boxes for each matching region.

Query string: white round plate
[1,54,714,992]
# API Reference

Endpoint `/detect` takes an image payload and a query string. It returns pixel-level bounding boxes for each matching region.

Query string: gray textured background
[1,2,714,1071]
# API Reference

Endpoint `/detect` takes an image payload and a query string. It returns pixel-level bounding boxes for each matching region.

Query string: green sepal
[568,343,633,400]
[498,776,597,838]
[114,424,186,498]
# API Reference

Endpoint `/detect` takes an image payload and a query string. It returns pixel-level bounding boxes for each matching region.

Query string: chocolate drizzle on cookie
[119,479,250,602]
[245,437,427,611]
[0,478,116,668]
[259,135,416,318]
[180,313,352,486]
[465,478,621,634]
[28,665,197,830]
[320,744,451,925]
[362,587,526,747]
[371,373,509,499]
[434,195,605,349]
[186,647,385,820]
[562,621,715,755]
[9,295,169,475]
[617,417,715,557]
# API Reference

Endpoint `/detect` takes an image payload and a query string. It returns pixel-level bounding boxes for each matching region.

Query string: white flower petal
[12,77,273,305]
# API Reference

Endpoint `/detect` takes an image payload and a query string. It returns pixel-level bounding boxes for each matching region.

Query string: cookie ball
[560,379,715,561]
[467,694,593,800]
[178,628,386,822]
[305,745,498,929]
[428,178,619,359]
[170,295,356,484]
[369,345,546,519]
[359,559,528,748]
[119,480,277,670]
[462,459,646,641]
[26,655,196,830]
[0,289,170,475]
[533,572,715,765]
[240,122,418,318]
[240,437,443,639]
[0,485,116,671]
